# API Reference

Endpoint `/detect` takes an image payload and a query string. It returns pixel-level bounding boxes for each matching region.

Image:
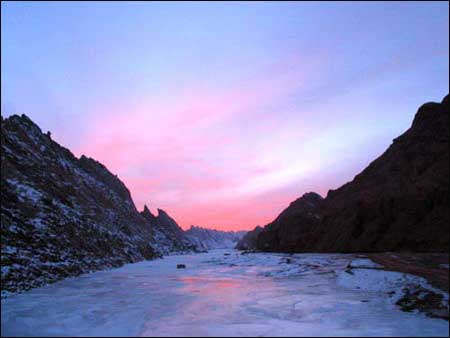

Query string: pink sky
[73,56,324,230]
[72,55,412,231]
[3,2,448,230]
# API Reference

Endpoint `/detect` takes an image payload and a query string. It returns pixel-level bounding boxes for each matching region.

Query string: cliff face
[256,95,449,253]
[0,114,193,295]
[185,226,245,250]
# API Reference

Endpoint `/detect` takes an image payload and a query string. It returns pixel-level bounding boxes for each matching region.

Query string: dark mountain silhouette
[253,94,449,253]
[235,225,264,251]
[1,114,197,295]
[256,192,323,252]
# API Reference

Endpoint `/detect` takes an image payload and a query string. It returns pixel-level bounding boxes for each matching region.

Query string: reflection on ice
[1,250,448,337]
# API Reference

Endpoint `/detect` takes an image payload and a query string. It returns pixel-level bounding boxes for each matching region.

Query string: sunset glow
[2,1,449,230]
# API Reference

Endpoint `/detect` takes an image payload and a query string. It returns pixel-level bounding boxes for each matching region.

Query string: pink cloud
[73,54,330,230]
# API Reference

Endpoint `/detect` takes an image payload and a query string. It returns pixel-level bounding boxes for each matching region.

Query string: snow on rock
[338,258,447,299]
[140,206,200,255]
[338,258,449,319]
[185,225,246,250]
[0,114,194,296]
[339,267,418,298]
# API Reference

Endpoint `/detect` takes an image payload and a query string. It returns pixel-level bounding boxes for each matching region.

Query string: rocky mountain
[0,114,196,295]
[140,206,198,254]
[185,225,245,250]
[235,226,263,251]
[255,94,449,253]
[257,193,323,252]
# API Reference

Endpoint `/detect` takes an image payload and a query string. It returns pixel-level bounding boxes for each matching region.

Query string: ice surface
[337,265,448,305]
[1,250,448,337]
[347,258,382,268]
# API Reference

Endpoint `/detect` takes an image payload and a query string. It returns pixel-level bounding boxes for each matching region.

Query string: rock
[257,193,323,252]
[256,94,449,253]
[141,205,157,223]
[396,287,449,320]
[0,114,193,296]
[185,225,246,251]
[235,226,264,251]
[177,264,186,269]
[140,208,199,254]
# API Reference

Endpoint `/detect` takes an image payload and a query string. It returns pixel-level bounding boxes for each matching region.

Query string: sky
[1,1,449,231]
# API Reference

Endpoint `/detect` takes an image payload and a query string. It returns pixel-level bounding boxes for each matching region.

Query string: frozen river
[1,250,448,337]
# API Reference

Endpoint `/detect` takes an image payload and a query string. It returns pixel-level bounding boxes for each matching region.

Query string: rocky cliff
[256,94,449,253]
[185,225,245,250]
[256,192,323,252]
[140,206,198,254]
[0,114,195,295]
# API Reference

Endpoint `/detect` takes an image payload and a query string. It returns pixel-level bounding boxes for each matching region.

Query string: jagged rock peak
[6,113,39,127]
[4,114,43,136]
[412,93,449,130]
[301,192,323,202]
[78,154,132,203]
[141,205,156,221]
[288,191,323,208]
[157,208,170,218]
[143,204,152,214]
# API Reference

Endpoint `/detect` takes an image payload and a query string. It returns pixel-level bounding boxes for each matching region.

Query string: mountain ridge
[253,94,449,253]
[1,114,197,295]
[185,225,246,250]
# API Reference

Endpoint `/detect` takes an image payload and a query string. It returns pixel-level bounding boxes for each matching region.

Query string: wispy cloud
[3,1,448,230]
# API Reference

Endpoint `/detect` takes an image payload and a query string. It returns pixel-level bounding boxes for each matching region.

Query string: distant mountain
[185,226,246,250]
[0,114,197,295]
[255,94,449,253]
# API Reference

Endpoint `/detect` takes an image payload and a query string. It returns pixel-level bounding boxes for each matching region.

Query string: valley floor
[368,252,449,292]
[1,250,449,337]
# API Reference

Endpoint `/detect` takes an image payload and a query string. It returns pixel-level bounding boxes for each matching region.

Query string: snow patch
[348,258,382,268]
[337,260,448,306]
[6,179,43,203]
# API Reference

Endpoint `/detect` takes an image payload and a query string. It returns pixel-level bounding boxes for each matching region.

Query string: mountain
[239,192,323,252]
[185,225,246,250]
[253,192,324,252]
[235,226,264,251]
[255,94,449,253]
[0,114,195,295]
[140,206,198,254]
